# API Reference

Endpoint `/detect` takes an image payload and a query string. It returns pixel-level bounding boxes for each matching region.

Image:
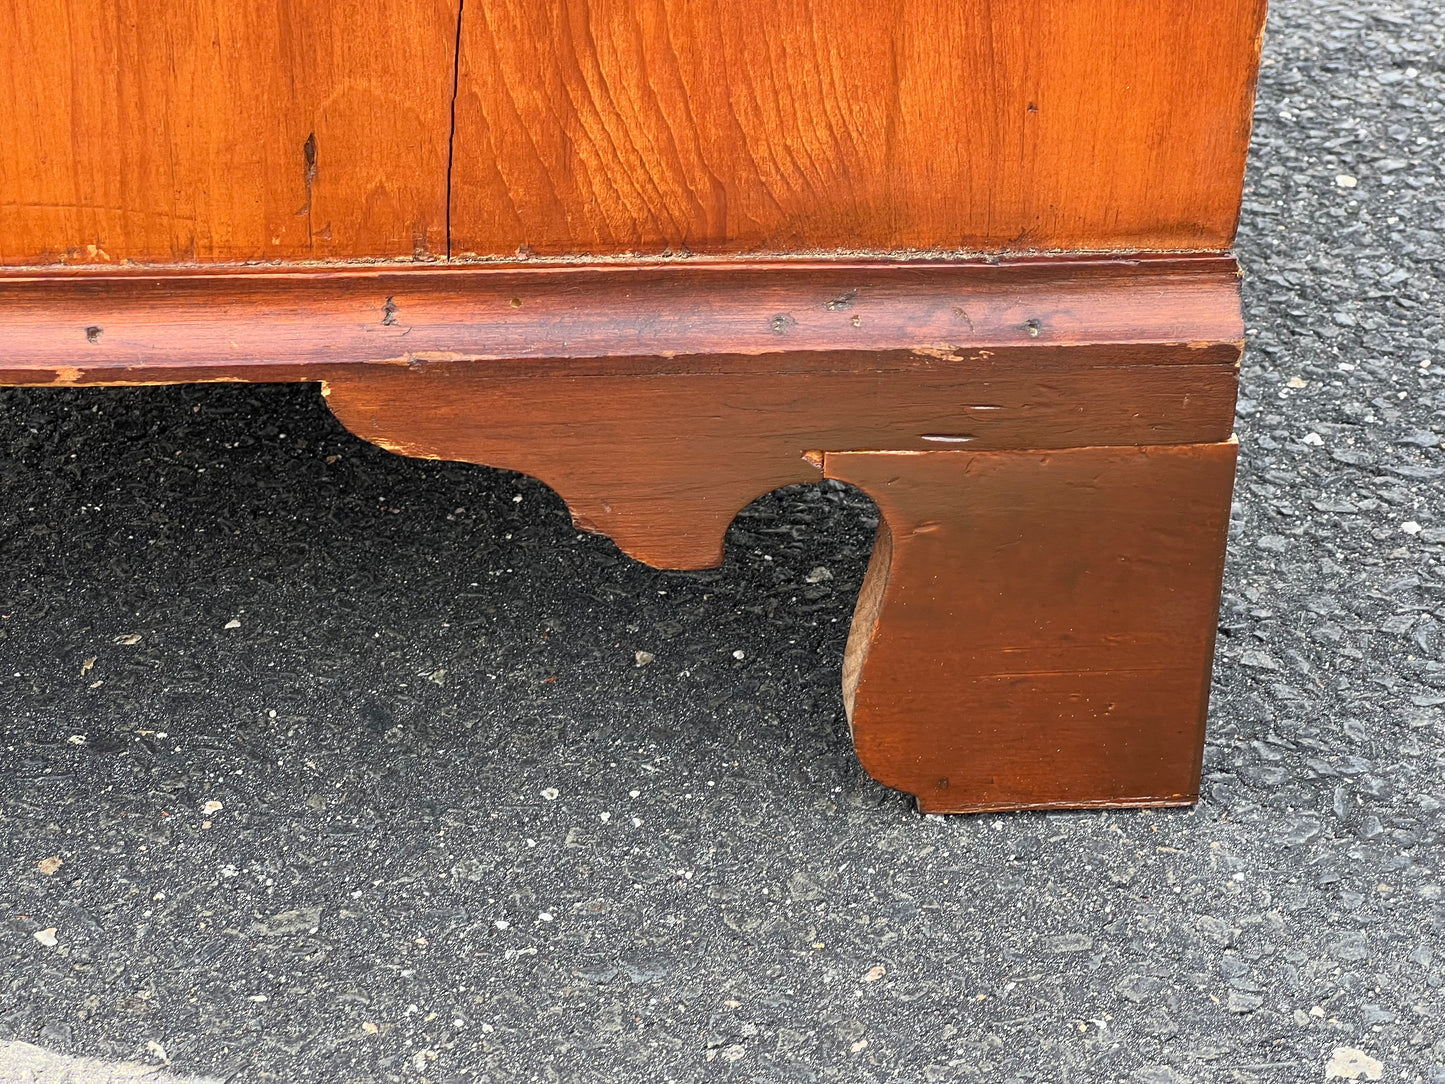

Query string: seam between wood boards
[820,438,1240,465]
[445,0,466,260]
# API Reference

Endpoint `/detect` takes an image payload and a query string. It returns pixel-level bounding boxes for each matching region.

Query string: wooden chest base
[0,255,1239,812]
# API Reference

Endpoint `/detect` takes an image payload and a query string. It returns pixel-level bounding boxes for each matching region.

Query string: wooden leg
[826,442,1237,814]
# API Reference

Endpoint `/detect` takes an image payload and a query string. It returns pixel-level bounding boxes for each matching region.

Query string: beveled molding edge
[0,254,1242,387]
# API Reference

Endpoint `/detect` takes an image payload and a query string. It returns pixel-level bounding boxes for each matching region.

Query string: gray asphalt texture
[4,2,1445,1082]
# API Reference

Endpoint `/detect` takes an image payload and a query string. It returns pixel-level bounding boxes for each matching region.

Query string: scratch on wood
[367,435,442,460]
[569,510,604,535]
[111,376,250,386]
[336,352,468,369]
[37,370,250,387]
[388,351,468,368]
[912,343,963,360]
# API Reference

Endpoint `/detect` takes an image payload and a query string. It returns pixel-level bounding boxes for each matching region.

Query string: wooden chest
[0,0,1268,811]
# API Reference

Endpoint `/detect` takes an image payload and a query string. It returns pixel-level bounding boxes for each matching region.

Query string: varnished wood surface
[1,0,1263,812]
[0,257,1241,568]
[450,0,1268,256]
[0,0,456,265]
[321,349,1237,568]
[3,0,1268,265]
[0,256,1241,382]
[828,443,1237,813]
[0,253,1245,810]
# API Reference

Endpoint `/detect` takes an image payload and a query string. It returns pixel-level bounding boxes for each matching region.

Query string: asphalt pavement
[3,1,1445,1081]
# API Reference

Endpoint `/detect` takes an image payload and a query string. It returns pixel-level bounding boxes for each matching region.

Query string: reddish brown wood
[0,1,1265,813]
[321,349,1238,569]
[450,0,1268,256]
[0,258,1240,569]
[826,444,1237,813]
[0,256,1240,380]
[3,1,1266,266]
[0,255,1245,809]
[0,0,457,265]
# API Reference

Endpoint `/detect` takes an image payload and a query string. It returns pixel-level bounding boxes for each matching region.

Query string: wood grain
[450,0,1268,257]
[0,256,1241,381]
[0,254,1246,808]
[3,0,1268,264]
[0,257,1241,568]
[0,0,456,265]
[0,0,1263,813]
[827,443,1237,813]
[321,350,1237,568]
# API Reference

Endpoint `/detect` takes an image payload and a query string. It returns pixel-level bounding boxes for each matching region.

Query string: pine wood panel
[0,0,457,265]
[829,443,1237,813]
[449,0,1268,258]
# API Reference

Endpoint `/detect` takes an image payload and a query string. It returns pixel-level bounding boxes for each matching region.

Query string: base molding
[1,255,1242,812]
